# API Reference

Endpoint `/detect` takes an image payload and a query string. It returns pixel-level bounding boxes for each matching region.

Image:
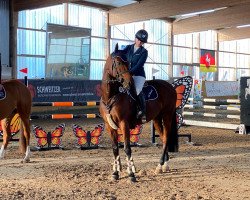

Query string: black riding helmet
[135,29,148,43]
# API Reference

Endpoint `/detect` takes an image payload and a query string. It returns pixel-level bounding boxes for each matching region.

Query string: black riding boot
[137,92,146,122]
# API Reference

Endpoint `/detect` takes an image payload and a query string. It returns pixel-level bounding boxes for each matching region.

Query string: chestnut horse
[0,80,32,162]
[99,44,178,182]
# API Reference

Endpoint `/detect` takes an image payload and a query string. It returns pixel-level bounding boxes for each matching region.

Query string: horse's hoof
[112,171,119,181]
[111,174,119,181]
[162,164,170,173]
[21,158,30,163]
[155,165,163,174]
[128,175,136,183]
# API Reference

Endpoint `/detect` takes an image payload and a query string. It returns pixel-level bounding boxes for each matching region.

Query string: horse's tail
[167,110,179,152]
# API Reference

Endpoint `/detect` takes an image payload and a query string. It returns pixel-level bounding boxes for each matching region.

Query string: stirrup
[137,111,146,123]
[137,111,143,118]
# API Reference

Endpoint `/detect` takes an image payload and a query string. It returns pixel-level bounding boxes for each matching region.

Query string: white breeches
[133,76,146,95]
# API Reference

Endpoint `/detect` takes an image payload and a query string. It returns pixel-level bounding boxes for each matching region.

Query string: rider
[122,29,148,121]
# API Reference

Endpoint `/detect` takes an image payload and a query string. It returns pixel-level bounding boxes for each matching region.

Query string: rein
[101,56,132,111]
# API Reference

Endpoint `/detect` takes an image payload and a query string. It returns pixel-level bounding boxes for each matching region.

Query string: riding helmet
[135,29,148,43]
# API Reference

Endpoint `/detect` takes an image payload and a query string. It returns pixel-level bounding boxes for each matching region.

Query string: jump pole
[184,120,238,130]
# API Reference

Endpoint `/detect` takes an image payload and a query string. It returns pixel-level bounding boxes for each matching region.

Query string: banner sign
[27,79,102,102]
[200,49,216,72]
[193,79,202,101]
[205,81,239,97]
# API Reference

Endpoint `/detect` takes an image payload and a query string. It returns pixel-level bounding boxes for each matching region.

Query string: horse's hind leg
[120,120,136,182]
[0,118,11,159]
[19,116,31,163]
[154,115,171,174]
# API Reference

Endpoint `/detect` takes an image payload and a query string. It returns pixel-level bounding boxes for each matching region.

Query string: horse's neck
[101,71,120,102]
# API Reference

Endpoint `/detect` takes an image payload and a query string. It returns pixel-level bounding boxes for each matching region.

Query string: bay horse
[0,80,32,162]
[99,44,178,182]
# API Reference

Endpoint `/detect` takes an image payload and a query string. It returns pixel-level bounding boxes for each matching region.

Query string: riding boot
[137,92,146,122]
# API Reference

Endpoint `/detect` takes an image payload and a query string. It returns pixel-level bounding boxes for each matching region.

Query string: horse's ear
[114,43,119,53]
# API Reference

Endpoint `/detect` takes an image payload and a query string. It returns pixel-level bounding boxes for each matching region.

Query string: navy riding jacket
[122,44,148,78]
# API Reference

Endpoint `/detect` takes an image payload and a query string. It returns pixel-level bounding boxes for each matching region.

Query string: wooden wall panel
[109,0,250,25]
[218,27,250,41]
[173,3,250,35]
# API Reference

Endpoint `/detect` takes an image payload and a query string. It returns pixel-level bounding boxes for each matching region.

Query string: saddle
[0,84,6,100]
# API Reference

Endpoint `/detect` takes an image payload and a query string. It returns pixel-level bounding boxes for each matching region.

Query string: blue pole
[0,53,2,83]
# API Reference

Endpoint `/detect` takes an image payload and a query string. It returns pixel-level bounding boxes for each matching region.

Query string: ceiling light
[181,9,215,17]
[180,7,227,18]
[237,24,250,28]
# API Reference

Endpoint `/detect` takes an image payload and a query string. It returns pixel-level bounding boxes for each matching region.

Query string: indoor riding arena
[0,1,250,200]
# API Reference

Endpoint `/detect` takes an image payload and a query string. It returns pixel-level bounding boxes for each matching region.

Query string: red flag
[20,68,28,74]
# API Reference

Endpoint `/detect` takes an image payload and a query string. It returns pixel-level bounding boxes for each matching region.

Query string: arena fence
[183,98,240,130]
[31,101,100,119]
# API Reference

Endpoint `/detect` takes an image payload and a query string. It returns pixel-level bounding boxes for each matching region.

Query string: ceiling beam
[13,0,74,11]
[72,1,115,11]
[173,3,250,35]
[13,0,114,11]
[108,0,250,25]
[218,27,250,41]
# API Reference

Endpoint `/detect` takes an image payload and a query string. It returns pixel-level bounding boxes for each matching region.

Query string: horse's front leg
[120,121,136,182]
[0,118,11,159]
[106,124,121,180]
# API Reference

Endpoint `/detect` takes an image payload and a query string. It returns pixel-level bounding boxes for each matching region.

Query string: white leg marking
[0,145,5,159]
[23,146,31,162]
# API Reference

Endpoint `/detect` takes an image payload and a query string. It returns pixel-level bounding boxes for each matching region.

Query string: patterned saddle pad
[142,85,158,101]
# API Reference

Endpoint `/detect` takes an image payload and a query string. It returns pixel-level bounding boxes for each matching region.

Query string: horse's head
[109,44,133,90]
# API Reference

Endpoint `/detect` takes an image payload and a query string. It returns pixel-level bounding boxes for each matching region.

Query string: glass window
[46,23,91,79]
[174,33,193,47]
[18,5,64,29]
[237,69,250,80]
[218,68,235,81]
[17,29,46,56]
[173,65,196,78]
[17,56,45,79]
[90,60,105,80]
[145,64,169,80]
[237,54,250,69]
[219,52,236,68]
[173,47,192,63]
[219,40,236,52]
[200,30,216,50]
[145,43,168,64]
[110,19,170,81]
[91,38,106,60]
[237,39,250,54]
[17,3,107,80]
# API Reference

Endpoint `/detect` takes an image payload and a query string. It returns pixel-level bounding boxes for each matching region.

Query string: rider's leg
[132,76,146,120]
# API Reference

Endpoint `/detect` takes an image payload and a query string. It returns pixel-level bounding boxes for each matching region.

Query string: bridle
[108,56,131,89]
